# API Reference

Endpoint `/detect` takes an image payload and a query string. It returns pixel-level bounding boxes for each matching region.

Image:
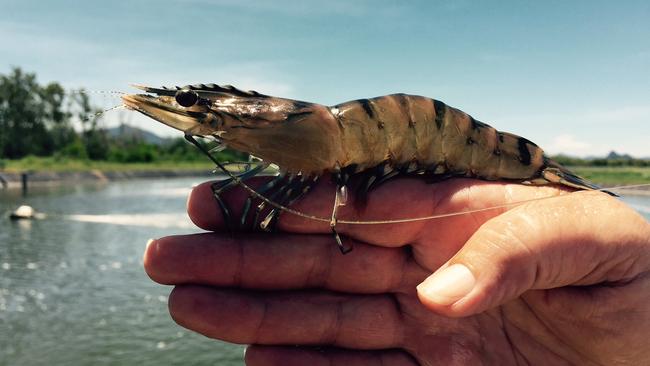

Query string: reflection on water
[65,213,196,229]
[0,177,244,366]
[1,178,649,366]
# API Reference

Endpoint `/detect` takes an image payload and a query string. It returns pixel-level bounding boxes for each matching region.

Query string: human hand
[145,177,650,365]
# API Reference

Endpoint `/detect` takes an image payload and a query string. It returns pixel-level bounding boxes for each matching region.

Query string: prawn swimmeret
[122,83,615,253]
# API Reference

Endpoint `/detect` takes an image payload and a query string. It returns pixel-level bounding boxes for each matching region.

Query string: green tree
[0,68,48,158]
[0,67,73,158]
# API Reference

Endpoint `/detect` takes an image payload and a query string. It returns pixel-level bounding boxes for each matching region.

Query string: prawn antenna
[81,104,125,122]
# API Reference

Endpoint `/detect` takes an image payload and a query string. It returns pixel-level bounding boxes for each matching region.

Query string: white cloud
[546,134,592,155]
[491,104,650,157]
[496,105,650,127]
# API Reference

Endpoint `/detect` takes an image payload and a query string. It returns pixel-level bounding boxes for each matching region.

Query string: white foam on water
[65,213,195,229]
[110,187,195,198]
[149,187,194,197]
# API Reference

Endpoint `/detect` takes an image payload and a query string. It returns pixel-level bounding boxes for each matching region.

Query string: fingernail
[145,238,156,249]
[417,263,476,306]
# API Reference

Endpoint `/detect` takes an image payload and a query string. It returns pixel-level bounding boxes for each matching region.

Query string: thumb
[416,191,650,317]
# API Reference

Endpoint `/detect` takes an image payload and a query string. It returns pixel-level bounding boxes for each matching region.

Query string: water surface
[1,178,649,365]
[0,177,245,366]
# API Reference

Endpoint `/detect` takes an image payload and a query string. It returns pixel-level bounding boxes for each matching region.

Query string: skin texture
[144,177,650,366]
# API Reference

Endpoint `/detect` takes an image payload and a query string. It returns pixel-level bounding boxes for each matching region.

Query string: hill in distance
[106,124,169,145]
[606,151,634,160]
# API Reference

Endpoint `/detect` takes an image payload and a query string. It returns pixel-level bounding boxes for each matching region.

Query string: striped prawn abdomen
[334,94,545,181]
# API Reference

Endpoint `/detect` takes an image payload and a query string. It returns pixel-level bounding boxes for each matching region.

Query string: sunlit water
[0,178,649,366]
[0,177,245,366]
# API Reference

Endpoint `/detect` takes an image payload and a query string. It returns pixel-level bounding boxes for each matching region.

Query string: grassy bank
[1,156,214,172]
[570,167,650,186]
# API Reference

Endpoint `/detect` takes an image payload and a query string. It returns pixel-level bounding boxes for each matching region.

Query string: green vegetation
[3,156,215,172]
[552,154,650,168]
[551,155,650,185]
[569,167,650,186]
[1,67,96,159]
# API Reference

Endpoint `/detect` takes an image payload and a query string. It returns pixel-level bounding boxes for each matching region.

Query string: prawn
[122,83,615,253]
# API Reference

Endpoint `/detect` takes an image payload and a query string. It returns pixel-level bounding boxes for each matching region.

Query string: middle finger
[144,232,425,293]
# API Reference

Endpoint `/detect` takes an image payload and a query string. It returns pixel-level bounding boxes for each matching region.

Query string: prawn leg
[211,163,268,229]
[253,173,297,230]
[211,187,233,232]
[328,169,355,253]
[259,175,314,232]
[182,134,271,229]
[212,162,266,194]
[354,163,401,205]
[264,175,320,230]
[331,184,352,254]
[240,173,284,228]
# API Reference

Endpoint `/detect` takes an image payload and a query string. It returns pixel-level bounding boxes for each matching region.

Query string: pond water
[0,178,648,365]
[0,177,244,366]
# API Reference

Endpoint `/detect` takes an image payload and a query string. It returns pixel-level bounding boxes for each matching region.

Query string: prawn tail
[533,157,618,197]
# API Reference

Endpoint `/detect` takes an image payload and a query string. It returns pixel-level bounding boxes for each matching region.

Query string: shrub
[59,139,88,159]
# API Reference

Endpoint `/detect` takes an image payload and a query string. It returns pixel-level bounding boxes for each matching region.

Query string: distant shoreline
[0,169,215,190]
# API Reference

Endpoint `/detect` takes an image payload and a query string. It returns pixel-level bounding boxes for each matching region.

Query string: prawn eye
[175,89,199,107]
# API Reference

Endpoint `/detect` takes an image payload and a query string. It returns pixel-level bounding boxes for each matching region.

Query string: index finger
[188,176,565,248]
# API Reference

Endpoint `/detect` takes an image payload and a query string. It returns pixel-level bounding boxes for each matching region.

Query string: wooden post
[21,172,28,195]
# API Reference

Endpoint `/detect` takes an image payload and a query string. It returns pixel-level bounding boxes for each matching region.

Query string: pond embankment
[0,169,214,189]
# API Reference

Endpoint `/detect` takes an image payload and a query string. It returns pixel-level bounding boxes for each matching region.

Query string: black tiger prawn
[122,83,609,253]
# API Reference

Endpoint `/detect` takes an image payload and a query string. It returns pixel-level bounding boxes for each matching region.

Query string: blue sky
[2,0,649,156]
